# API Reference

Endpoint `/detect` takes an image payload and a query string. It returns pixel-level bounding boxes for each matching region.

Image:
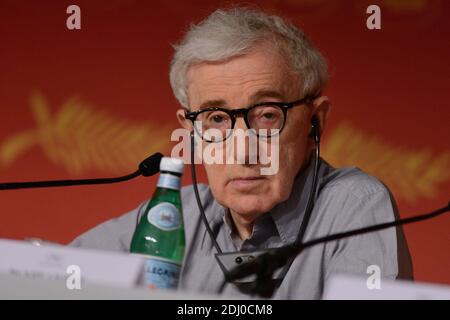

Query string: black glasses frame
[185,96,314,142]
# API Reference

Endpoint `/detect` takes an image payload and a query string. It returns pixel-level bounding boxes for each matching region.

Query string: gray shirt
[70,159,413,299]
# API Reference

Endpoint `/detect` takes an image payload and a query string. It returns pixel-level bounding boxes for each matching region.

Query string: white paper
[323,274,450,300]
[0,238,144,289]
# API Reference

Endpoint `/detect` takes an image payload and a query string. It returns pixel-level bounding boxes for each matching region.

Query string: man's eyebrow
[196,90,286,110]
[198,99,227,110]
[249,90,286,103]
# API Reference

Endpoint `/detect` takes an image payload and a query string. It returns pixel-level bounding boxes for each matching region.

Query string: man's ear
[176,109,193,131]
[310,96,331,137]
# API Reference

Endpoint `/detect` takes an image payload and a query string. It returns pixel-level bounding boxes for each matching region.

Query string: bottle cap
[159,157,184,175]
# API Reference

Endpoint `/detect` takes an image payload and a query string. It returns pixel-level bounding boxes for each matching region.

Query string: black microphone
[0,152,163,190]
[225,201,450,283]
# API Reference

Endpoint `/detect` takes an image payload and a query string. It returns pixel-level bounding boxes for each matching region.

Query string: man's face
[178,44,328,224]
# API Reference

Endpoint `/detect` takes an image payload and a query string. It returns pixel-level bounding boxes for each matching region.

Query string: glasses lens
[248,105,285,136]
[195,110,233,142]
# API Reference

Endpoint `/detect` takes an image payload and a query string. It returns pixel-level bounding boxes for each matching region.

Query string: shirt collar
[222,209,242,248]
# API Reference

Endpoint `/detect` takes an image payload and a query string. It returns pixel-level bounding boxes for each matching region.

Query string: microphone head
[139,152,163,177]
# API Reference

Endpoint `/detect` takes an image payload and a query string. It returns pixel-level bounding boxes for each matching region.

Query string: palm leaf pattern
[0,92,171,175]
[322,122,450,204]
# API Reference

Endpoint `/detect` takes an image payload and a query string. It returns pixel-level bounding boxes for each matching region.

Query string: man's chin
[223,195,277,217]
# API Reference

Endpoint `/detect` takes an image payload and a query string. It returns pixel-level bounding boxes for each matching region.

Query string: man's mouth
[227,176,266,191]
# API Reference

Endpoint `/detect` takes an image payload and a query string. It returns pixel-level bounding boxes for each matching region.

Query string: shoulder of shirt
[313,164,397,234]
[320,164,391,201]
[70,185,213,250]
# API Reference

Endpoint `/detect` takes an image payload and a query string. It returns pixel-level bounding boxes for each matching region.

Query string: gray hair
[169,7,328,108]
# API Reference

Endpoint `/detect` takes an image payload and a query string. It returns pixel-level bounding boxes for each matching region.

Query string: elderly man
[70,8,412,299]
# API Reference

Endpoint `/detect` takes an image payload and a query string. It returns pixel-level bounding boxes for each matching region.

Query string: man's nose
[230,117,257,165]
[234,116,247,131]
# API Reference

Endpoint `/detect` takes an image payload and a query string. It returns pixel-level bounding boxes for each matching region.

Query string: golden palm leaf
[322,122,450,204]
[0,92,172,176]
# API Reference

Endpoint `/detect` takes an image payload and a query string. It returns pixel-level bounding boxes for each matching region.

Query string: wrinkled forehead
[185,45,301,111]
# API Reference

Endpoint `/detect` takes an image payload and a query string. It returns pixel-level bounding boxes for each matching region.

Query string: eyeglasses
[185,96,313,143]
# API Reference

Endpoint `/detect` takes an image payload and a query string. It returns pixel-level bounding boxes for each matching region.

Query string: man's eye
[212,115,224,123]
[258,110,280,121]
[262,112,275,119]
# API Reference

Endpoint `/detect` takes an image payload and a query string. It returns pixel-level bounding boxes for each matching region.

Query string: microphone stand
[223,201,450,298]
[0,152,163,190]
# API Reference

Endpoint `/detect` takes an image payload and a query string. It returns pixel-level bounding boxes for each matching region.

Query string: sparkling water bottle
[130,157,185,290]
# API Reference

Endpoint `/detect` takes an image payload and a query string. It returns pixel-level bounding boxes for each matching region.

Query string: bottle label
[157,173,180,190]
[147,202,181,231]
[142,256,181,290]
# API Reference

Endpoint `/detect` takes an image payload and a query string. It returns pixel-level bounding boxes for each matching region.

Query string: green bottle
[130,157,185,290]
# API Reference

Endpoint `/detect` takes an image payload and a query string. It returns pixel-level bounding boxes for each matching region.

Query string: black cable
[0,171,141,190]
[0,152,163,190]
[190,132,223,254]
[299,201,450,251]
[274,136,321,286]
[225,201,450,286]
[296,122,321,244]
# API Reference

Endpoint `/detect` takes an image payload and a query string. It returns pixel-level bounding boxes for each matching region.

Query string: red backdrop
[0,0,449,285]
